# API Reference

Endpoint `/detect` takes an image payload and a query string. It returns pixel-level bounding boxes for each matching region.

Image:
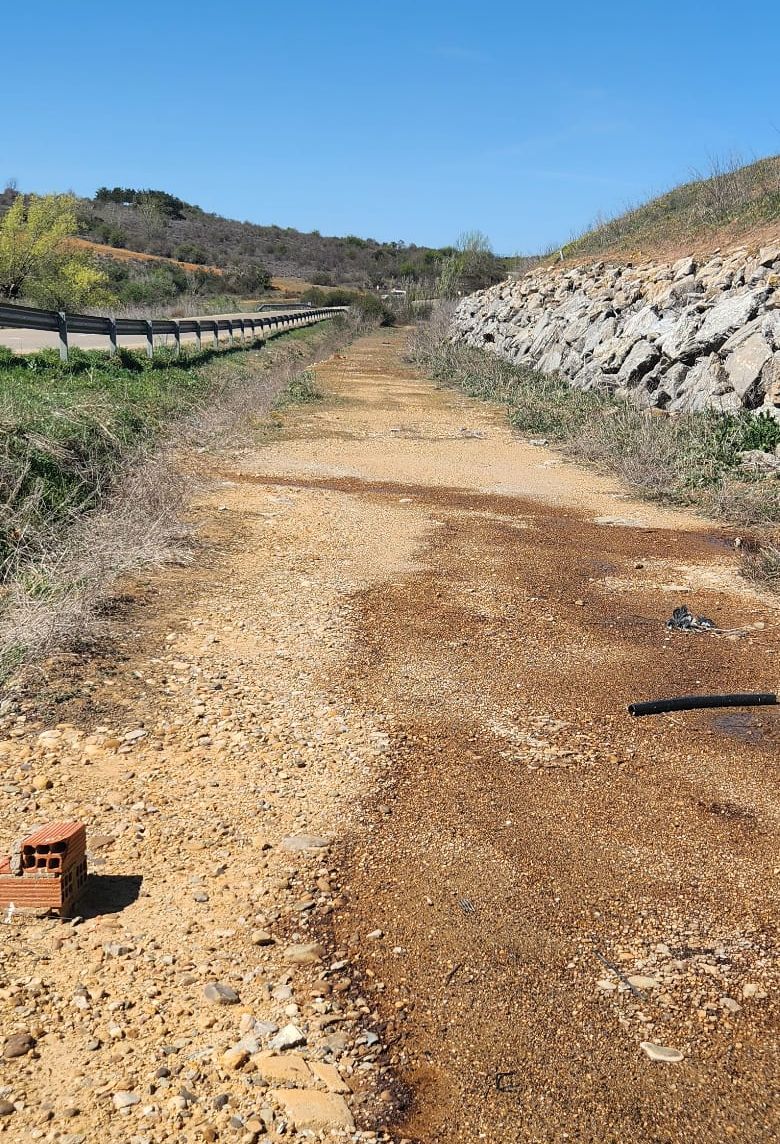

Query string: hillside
[560,153,780,262]
[62,186,504,290]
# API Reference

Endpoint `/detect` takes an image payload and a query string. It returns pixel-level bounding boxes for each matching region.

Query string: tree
[0,193,111,308]
[223,262,271,295]
[438,230,503,297]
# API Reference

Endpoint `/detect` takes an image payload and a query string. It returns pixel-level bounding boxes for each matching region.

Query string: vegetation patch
[275,369,322,407]
[0,322,345,579]
[409,311,780,583]
[560,154,780,260]
[0,314,360,669]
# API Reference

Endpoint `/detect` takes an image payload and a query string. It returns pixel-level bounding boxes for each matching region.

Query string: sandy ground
[0,327,777,1143]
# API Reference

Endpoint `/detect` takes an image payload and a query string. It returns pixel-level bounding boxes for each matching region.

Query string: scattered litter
[458,898,476,916]
[0,822,88,916]
[591,942,648,999]
[495,1071,522,1092]
[594,515,650,529]
[666,605,716,632]
[528,438,548,447]
[445,963,463,985]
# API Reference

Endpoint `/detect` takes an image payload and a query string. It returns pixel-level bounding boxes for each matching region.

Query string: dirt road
[0,327,777,1142]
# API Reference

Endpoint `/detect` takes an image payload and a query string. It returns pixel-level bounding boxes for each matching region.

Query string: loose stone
[112,1091,140,1110]
[3,1031,36,1059]
[269,1023,306,1050]
[640,1042,684,1063]
[221,1046,249,1070]
[284,942,325,966]
[280,834,330,852]
[270,1088,355,1131]
[203,981,240,1005]
[627,975,659,991]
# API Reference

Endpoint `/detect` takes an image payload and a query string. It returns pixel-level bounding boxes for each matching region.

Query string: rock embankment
[453,245,780,415]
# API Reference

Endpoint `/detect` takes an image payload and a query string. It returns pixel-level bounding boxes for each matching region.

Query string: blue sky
[3,0,778,253]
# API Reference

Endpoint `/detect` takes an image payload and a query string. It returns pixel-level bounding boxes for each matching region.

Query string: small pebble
[640,1042,684,1063]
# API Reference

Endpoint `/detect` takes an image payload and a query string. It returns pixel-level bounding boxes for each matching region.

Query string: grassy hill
[560,154,780,261]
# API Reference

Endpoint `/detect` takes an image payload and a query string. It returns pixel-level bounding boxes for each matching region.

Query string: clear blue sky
[3,0,778,254]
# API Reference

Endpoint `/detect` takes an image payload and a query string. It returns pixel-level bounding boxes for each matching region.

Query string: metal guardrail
[0,302,346,361]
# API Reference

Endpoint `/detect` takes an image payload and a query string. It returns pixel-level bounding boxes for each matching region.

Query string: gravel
[0,327,775,1143]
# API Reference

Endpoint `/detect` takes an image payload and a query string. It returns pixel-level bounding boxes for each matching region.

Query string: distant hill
[0,185,507,311]
[561,154,780,261]
[42,185,505,290]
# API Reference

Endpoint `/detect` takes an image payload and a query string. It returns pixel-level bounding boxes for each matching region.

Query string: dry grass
[69,237,223,275]
[740,541,780,587]
[0,454,188,669]
[560,153,780,262]
[409,308,780,589]
[0,314,365,672]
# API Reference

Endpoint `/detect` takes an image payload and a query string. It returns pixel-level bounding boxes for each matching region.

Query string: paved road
[0,308,300,354]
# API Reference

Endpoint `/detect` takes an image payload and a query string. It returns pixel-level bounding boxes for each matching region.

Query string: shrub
[409,308,780,525]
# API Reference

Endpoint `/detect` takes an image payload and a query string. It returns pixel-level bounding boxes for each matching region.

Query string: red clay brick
[0,822,88,916]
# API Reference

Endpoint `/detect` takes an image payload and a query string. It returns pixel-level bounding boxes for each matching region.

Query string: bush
[174,243,208,265]
[222,262,271,295]
[301,286,394,326]
[409,308,780,525]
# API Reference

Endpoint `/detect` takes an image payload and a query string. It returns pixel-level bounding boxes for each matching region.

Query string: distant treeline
[95,186,189,220]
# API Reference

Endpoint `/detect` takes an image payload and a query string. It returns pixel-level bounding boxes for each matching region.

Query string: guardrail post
[145,321,154,359]
[108,318,118,355]
[238,319,245,344]
[173,322,181,357]
[227,320,234,347]
[195,321,202,353]
[212,322,219,349]
[57,312,68,362]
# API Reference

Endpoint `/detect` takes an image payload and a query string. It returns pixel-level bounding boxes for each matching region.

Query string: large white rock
[676,288,766,358]
[618,339,661,386]
[723,331,771,402]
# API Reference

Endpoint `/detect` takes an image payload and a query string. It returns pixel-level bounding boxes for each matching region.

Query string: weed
[277,370,322,407]
[0,312,362,668]
[741,542,780,586]
[408,310,780,530]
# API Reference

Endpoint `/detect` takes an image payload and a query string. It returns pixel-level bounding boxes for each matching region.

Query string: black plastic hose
[628,692,777,717]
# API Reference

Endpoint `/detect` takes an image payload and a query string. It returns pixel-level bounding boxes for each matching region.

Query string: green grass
[0,324,334,577]
[275,369,322,407]
[409,329,780,524]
